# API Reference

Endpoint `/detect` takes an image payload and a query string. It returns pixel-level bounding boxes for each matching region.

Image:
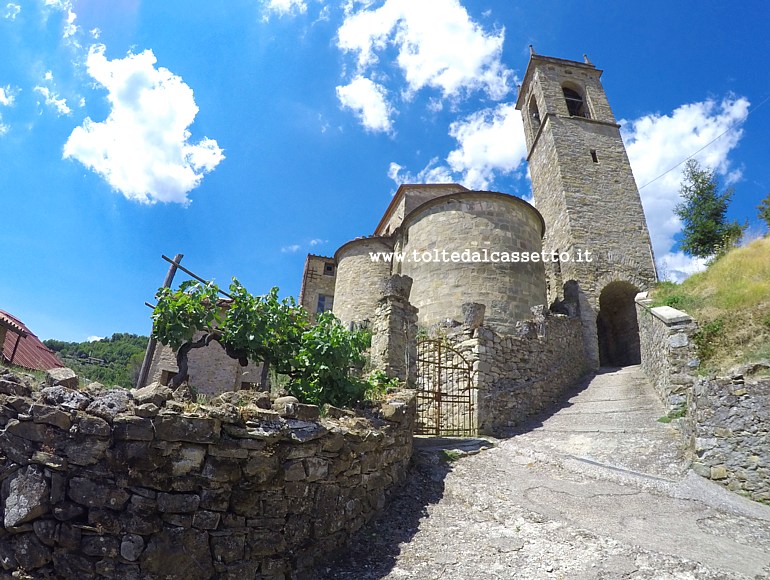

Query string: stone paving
[322,366,770,579]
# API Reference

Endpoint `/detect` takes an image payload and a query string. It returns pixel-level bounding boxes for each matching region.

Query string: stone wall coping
[648,305,692,325]
[635,293,692,325]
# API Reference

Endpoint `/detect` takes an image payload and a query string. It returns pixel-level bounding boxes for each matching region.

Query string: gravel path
[320,367,770,579]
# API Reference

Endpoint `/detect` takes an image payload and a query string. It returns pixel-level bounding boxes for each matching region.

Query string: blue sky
[1,0,769,341]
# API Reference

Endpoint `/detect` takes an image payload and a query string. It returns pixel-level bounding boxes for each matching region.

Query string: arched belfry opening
[562,85,589,118]
[528,95,541,133]
[596,281,641,367]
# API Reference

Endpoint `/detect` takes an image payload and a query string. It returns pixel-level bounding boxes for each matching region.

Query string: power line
[638,93,770,190]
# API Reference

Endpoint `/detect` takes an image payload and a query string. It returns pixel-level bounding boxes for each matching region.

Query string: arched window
[563,86,589,118]
[528,96,541,132]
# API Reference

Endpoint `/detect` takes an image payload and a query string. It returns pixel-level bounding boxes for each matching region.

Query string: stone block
[141,527,215,578]
[82,534,120,557]
[710,465,729,480]
[113,415,154,440]
[31,404,72,430]
[46,367,78,389]
[120,533,145,561]
[154,415,221,443]
[4,465,49,528]
[131,382,173,407]
[86,389,131,421]
[68,477,129,509]
[13,533,51,570]
[157,492,201,513]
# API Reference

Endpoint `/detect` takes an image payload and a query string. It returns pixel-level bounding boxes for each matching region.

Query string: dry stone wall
[439,308,589,436]
[635,294,770,503]
[0,369,415,579]
[634,293,700,414]
[690,375,770,503]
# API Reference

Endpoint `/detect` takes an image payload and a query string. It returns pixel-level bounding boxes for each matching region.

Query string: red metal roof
[1,309,64,371]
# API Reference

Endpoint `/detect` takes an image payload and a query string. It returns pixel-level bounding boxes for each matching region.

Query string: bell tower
[516,50,657,368]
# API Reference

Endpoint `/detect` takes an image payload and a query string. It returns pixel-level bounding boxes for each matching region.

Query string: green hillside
[652,236,770,373]
[44,333,148,388]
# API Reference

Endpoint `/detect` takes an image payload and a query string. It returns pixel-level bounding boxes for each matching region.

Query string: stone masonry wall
[333,237,393,328]
[689,376,770,503]
[634,293,699,414]
[399,192,547,335]
[441,309,589,436]
[0,370,415,579]
[635,294,770,502]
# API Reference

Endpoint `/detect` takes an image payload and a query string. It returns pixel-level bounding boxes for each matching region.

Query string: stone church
[300,51,658,370]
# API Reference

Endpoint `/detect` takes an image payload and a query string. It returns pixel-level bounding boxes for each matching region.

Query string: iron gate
[415,339,477,436]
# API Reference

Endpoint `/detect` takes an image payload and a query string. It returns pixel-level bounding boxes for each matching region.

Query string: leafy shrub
[694,319,724,362]
[152,279,381,407]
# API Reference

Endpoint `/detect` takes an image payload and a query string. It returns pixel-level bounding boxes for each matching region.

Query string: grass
[651,236,770,372]
[0,363,47,384]
[440,449,464,462]
[657,406,687,423]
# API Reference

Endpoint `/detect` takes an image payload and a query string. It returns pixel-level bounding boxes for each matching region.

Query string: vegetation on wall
[652,236,770,371]
[152,279,380,407]
[43,333,147,388]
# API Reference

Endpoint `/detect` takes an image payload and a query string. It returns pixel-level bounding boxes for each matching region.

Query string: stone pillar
[461,302,485,329]
[370,275,419,386]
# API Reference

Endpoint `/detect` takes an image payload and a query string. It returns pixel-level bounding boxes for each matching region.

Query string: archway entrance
[596,281,641,367]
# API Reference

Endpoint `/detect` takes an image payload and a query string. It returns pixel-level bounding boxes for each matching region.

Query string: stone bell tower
[515,50,657,368]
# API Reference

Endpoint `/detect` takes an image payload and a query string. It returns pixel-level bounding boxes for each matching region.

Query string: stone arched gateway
[596,280,642,366]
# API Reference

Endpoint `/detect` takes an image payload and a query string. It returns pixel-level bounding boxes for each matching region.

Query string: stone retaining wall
[690,376,770,503]
[441,308,589,436]
[635,293,770,502]
[0,371,415,579]
[634,293,699,414]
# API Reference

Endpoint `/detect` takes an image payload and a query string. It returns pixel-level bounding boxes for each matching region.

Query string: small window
[317,294,333,314]
[590,149,598,163]
[563,87,589,118]
[323,262,335,276]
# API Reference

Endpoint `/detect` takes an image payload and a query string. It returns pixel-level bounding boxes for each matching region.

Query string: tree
[758,193,770,231]
[674,160,746,258]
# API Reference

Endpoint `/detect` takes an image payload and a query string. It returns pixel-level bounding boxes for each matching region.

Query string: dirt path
[321,366,770,579]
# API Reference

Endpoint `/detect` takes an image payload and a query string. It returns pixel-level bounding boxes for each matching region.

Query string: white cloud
[388,158,454,185]
[656,252,708,283]
[0,121,8,136]
[63,45,224,205]
[34,85,71,115]
[86,335,105,342]
[0,85,18,106]
[446,103,526,189]
[336,76,394,133]
[62,4,77,38]
[281,244,302,253]
[43,0,79,40]
[309,238,328,246]
[337,0,511,100]
[621,96,749,278]
[5,3,20,20]
[388,103,527,190]
[263,0,307,17]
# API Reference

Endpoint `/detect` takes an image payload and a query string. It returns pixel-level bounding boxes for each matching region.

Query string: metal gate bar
[415,339,476,436]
